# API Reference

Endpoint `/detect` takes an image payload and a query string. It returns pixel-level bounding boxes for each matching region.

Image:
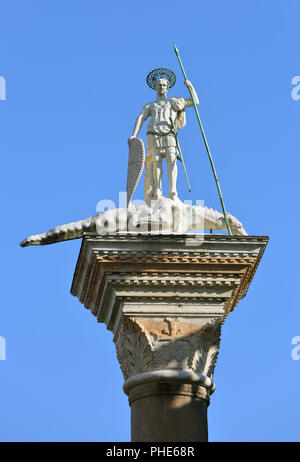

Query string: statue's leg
[166,147,178,198]
[149,159,156,198]
[152,150,163,199]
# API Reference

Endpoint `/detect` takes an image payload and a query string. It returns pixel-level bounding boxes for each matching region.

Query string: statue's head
[155,78,169,95]
[146,68,176,91]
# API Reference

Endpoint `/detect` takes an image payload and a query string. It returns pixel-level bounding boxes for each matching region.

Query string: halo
[146,68,176,90]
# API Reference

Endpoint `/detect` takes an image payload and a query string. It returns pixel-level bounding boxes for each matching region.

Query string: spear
[169,117,191,192]
[174,45,232,235]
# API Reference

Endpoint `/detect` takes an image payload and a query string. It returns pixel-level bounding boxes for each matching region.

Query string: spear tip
[173,44,179,55]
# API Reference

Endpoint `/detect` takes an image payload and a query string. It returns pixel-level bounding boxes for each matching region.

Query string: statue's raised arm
[183,79,199,106]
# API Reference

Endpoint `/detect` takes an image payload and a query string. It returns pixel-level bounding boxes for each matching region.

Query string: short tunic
[138,97,193,150]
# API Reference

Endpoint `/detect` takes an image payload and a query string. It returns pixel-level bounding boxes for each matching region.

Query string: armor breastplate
[147,100,176,133]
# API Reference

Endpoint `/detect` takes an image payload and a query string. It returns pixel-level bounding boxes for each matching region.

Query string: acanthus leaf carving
[189,320,221,379]
[115,316,222,383]
[115,317,157,380]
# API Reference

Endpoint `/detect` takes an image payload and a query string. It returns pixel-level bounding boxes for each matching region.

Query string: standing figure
[128,68,199,203]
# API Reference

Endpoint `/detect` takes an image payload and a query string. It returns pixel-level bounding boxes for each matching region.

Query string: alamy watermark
[291,76,300,101]
[291,336,300,360]
[0,76,6,100]
[95,192,205,246]
[0,336,6,360]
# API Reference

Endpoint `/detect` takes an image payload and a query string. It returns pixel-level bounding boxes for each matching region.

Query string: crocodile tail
[19,215,97,247]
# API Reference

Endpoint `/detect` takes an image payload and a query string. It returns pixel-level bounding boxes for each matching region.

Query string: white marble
[128,78,198,202]
[20,196,247,247]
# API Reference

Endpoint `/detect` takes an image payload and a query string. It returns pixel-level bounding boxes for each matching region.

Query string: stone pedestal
[71,233,268,442]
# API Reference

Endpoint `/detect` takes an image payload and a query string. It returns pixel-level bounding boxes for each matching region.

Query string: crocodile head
[218,213,248,236]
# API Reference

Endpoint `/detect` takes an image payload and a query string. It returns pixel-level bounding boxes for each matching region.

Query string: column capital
[117,315,220,397]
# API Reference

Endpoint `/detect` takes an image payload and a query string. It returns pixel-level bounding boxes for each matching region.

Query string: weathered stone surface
[129,382,209,442]
[71,233,267,325]
[116,316,220,389]
[19,196,247,247]
[71,233,268,441]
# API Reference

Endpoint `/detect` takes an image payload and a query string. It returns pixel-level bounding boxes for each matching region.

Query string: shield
[126,137,145,206]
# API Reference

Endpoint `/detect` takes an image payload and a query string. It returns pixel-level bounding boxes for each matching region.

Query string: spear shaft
[176,136,191,192]
[174,45,232,235]
[169,117,191,192]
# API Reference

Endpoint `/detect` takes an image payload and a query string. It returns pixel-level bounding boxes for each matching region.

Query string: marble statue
[20,66,248,248]
[128,69,199,203]
[20,196,247,247]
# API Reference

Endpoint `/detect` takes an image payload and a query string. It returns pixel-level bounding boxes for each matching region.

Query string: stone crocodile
[20,197,247,247]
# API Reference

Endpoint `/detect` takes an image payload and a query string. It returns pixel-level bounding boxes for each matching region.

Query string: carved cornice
[72,233,267,322]
[71,234,268,325]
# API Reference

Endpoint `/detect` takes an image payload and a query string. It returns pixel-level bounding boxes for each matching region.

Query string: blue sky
[0,0,300,442]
